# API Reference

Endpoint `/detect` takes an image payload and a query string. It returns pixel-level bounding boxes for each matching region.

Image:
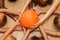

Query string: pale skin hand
[2,0,59,39]
[0,0,32,40]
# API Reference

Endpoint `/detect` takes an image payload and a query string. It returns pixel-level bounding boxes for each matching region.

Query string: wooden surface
[4,0,26,12]
[0,0,4,8]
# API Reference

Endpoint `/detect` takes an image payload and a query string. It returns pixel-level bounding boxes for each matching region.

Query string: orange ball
[20,9,39,28]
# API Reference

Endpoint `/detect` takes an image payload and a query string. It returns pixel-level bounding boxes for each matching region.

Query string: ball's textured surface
[20,9,39,28]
